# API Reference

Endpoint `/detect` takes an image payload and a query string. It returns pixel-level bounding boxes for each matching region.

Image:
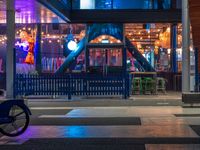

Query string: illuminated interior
[90,35,122,44]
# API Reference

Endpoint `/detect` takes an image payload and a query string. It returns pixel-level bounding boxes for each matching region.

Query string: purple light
[15,41,29,51]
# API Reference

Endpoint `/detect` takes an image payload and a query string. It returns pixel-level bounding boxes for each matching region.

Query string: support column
[85,24,89,73]
[123,24,127,74]
[35,24,42,74]
[182,0,190,93]
[171,24,177,73]
[6,0,15,98]
[195,47,199,91]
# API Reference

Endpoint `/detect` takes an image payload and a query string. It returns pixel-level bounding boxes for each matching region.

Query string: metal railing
[14,73,130,99]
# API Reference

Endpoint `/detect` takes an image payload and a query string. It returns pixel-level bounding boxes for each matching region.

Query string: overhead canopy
[0,0,66,23]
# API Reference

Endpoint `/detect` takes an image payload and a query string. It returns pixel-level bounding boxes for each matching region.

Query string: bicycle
[0,99,31,137]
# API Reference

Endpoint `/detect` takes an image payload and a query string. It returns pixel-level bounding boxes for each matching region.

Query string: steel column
[182,0,190,93]
[35,24,42,74]
[6,0,15,98]
[195,47,199,91]
[171,24,177,72]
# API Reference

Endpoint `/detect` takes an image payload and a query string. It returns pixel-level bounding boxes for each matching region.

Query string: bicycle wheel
[0,104,30,137]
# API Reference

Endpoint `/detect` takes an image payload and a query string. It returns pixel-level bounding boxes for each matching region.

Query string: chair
[156,77,167,94]
[132,77,142,95]
[142,77,156,94]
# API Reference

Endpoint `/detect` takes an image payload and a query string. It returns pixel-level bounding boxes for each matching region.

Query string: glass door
[88,48,122,74]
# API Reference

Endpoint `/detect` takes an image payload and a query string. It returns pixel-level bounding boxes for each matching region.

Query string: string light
[23,27,26,30]
[28,28,31,31]
[117,40,121,43]
[48,40,52,43]
[166,27,170,32]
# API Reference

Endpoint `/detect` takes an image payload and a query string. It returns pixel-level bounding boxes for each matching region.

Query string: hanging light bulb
[68,40,77,51]
[67,24,77,51]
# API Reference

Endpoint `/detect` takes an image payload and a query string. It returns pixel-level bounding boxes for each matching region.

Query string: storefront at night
[0,0,197,99]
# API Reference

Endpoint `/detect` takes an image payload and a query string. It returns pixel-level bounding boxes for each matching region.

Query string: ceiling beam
[70,9,181,23]
[37,0,71,22]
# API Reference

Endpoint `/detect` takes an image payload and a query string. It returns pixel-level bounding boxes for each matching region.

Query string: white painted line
[30,107,73,110]
[39,115,67,118]
[156,102,169,105]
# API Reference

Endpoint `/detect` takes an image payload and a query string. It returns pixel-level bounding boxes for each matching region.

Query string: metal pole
[171,24,177,73]
[182,0,190,93]
[35,24,42,74]
[195,47,199,91]
[6,0,15,98]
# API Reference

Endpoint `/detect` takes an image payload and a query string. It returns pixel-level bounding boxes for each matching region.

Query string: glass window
[107,49,122,66]
[72,0,172,9]
[80,0,95,9]
[89,48,122,67]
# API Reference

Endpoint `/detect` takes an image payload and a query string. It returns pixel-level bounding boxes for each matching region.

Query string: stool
[142,77,156,94]
[132,77,142,95]
[156,77,166,94]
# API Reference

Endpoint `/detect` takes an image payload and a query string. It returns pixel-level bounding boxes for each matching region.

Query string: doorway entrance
[86,44,125,75]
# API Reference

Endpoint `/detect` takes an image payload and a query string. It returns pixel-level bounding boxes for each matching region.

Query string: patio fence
[14,73,130,99]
